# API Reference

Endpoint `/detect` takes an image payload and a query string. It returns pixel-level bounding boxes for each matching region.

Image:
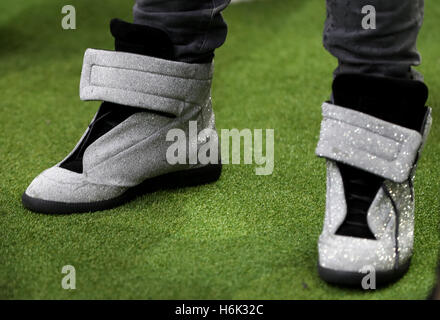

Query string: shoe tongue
[92,102,140,135]
[332,74,428,132]
[59,102,142,173]
[110,18,175,60]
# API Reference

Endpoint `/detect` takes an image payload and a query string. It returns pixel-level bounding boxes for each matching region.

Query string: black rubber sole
[22,163,222,214]
[318,259,411,287]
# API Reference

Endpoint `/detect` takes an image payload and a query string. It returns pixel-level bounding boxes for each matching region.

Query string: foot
[22,21,221,214]
[316,74,432,286]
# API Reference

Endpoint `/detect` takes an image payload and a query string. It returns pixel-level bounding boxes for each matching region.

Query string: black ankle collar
[332,73,428,133]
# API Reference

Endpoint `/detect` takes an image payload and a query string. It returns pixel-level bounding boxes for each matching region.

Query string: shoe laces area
[59,102,141,173]
[335,163,384,240]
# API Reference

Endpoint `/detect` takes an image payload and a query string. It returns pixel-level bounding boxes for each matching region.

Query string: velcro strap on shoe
[80,49,213,116]
[316,102,423,183]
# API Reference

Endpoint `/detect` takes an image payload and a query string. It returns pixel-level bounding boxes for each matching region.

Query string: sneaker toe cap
[24,167,127,203]
[318,234,401,273]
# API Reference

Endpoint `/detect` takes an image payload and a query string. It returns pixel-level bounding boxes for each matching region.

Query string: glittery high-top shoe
[22,20,221,214]
[316,74,432,286]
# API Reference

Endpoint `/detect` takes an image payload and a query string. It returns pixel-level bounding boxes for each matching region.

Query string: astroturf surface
[1,0,439,299]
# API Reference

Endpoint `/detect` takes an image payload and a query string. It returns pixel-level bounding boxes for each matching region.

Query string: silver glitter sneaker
[316,74,432,286]
[22,49,221,214]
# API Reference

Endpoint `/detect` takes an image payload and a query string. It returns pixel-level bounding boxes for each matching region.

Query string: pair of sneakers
[22,20,432,286]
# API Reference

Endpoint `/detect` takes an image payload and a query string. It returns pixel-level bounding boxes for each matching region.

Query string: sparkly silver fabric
[316,102,423,183]
[80,49,214,116]
[317,103,432,273]
[25,49,217,203]
[25,166,128,202]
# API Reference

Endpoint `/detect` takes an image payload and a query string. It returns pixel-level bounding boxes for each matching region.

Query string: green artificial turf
[1,0,439,299]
